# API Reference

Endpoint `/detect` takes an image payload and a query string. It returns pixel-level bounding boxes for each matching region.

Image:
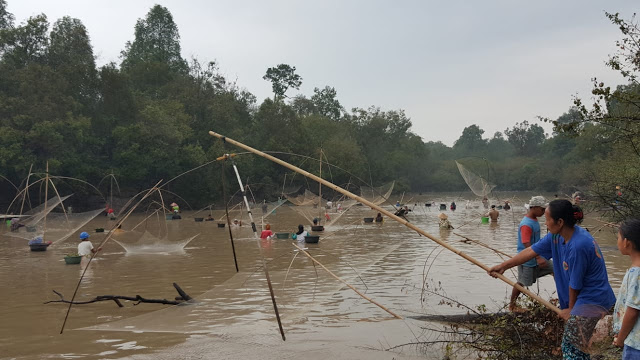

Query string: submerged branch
[45,283,195,307]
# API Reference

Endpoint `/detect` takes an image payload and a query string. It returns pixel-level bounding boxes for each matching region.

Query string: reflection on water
[0,192,629,359]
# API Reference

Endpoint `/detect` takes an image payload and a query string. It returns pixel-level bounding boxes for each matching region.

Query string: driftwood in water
[45,283,195,308]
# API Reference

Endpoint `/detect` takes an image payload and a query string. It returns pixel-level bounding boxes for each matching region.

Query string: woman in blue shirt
[489,200,615,359]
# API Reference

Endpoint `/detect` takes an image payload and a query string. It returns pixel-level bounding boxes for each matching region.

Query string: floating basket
[363,217,374,223]
[64,255,82,264]
[217,223,226,228]
[425,203,432,207]
[194,218,204,222]
[275,232,290,239]
[439,204,446,211]
[497,205,503,210]
[26,225,37,232]
[311,225,324,232]
[481,217,490,224]
[172,215,182,220]
[95,228,104,233]
[29,243,49,252]
[304,235,320,244]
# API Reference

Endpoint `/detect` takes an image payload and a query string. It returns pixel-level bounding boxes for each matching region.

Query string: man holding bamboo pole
[509,196,553,312]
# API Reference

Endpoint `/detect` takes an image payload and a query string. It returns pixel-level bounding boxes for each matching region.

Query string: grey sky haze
[9,1,638,145]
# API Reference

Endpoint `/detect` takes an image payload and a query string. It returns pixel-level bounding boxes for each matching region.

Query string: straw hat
[171,202,178,206]
[438,213,448,220]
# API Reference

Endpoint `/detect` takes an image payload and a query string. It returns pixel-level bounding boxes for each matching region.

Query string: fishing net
[359,181,394,206]
[7,208,104,243]
[455,161,496,197]
[259,199,288,220]
[110,231,199,254]
[22,195,73,225]
[284,190,324,207]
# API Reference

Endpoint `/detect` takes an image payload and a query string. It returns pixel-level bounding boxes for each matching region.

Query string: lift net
[359,181,394,206]
[455,161,496,197]
[284,190,324,207]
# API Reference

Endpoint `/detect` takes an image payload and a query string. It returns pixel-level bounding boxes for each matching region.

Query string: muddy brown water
[0,193,628,359]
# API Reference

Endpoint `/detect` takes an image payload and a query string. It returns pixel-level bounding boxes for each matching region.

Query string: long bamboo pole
[60,181,163,334]
[43,162,49,242]
[209,131,562,315]
[219,154,286,341]
[292,242,401,319]
[221,162,239,272]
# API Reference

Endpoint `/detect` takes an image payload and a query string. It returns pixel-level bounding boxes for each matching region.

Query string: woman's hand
[558,309,571,321]
[487,264,506,278]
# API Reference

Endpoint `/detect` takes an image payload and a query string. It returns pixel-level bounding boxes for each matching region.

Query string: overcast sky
[9,1,638,145]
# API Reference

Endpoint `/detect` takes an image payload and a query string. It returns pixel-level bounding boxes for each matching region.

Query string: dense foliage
[0,2,635,213]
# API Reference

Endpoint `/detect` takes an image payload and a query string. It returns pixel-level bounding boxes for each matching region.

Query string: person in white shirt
[77,231,101,257]
[293,224,308,242]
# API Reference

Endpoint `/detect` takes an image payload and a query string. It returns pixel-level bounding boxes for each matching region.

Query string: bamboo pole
[60,181,163,334]
[221,162,239,272]
[208,131,562,315]
[43,162,49,241]
[19,164,33,215]
[218,154,286,341]
[292,242,401,319]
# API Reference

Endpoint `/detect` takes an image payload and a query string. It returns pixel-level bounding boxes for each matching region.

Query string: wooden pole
[43,162,49,241]
[208,131,562,315]
[19,164,33,215]
[221,162,239,272]
[292,242,402,319]
[60,181,163,334]
[219,154,286,341]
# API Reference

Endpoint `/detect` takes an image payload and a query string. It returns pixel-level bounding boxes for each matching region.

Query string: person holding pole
[488,199,615,358]
[509,196,552,312]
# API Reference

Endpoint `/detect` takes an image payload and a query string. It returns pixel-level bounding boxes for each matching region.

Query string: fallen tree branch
[45,283,195,307]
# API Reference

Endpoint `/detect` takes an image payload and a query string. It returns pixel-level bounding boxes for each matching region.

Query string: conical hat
[438,213,448,220]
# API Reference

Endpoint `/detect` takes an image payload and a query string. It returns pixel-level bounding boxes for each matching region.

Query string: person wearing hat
[508,196,553,312]
[78,231,101,257]
[171,202,180,214]
[438,212,454,229]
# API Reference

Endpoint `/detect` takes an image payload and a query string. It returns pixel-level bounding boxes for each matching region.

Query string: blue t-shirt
[531,226,616,314]
[517,216,541,267]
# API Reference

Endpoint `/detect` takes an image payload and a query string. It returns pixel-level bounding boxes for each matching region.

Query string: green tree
[0,0,13,30]
[263,64,302,101]
[120,5,187,93]
[48,16,98,108]
[311,86,342,120]
[0,14,49,68]
[504,121,546,155]
[453,124,487,155]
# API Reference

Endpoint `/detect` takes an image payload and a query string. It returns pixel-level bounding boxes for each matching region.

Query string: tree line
[0,2,636,218]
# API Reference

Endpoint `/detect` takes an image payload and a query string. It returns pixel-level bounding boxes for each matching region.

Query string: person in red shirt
[260,224,274,239]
